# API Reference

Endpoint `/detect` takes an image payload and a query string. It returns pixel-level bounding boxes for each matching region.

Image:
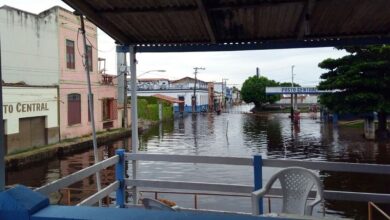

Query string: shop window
[66,40,75,69]
[102,99,117,121]
[68,93,81,125]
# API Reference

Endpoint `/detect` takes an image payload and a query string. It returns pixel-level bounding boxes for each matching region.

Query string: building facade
[2,87,59,154]
[130,77,210,113]
[0,6,60,153]
[136,78,170,90]
[57,8,119,139]
[0,6,119,153]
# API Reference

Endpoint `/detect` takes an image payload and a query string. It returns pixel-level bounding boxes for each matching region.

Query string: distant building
[130,77,210,113]
[0,5,119,153]
[214,82,232,108]
[232,88,241,105]
[171,77,208,90]
[136,78,170,90]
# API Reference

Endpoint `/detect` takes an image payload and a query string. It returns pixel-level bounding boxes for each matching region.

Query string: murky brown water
[7,104,390,219]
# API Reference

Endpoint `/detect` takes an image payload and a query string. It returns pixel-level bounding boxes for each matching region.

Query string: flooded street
[7,104,390,219]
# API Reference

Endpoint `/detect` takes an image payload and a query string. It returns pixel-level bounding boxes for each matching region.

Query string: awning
[62,0,390,52]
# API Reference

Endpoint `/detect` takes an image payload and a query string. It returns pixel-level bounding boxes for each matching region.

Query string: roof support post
[0,38,5,191]
[116,50,128,128]
[129,45,139,205]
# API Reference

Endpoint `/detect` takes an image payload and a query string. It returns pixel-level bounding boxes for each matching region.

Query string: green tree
[318,45,390,139]
[241,76,279,108]
[278,82,301,87]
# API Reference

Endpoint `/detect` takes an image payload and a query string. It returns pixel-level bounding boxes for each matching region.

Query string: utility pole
[79,15,102,205]
[129,45,138,205]
[291,65,295,121]
[256,67,260,78]
[192,67,205,113]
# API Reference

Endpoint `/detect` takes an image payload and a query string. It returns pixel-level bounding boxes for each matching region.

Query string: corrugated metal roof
[62,0,390,51]
[153,94,184,103]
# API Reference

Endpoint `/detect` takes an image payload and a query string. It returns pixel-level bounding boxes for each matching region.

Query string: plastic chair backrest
[141,198,176,211]
[254,167,323,215]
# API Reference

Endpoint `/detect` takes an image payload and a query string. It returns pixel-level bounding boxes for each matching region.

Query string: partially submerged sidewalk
[6,120,156,170]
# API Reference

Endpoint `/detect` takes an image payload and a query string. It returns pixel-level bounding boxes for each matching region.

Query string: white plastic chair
[141,198,176,211]
[252,167,323,216]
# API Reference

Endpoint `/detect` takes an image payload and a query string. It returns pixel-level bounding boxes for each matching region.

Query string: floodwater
[7,104,390,219]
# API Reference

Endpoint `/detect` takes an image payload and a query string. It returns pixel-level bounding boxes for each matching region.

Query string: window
[66,40,75,69]
[102,99,117,121]
[68,94,81,125]
[86,45,93,71]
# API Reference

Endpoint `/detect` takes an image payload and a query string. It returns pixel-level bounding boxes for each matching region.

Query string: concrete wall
[0,6,60,86]
[276,95,318,104]
[57,8,119,139]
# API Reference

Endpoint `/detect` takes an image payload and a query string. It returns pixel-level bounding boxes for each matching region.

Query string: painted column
[290,94,294,121]
[122,54,128,128]
[294,94,298,110]
[129,45,138,205]
[364,117,375,140]
[115,149,125,208]
[158,102,163,121]
[253,155,263,214]
[116,50,126,127]
[333,113,338,125]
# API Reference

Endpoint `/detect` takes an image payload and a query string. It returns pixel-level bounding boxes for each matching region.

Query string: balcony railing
[133,84,209,91]
[101,74,114,85]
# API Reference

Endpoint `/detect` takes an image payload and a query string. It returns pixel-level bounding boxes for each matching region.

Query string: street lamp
[138,69,166,78]
[291,65,295,87]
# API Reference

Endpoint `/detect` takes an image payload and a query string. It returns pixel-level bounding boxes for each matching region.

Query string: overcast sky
[0,0,347,88]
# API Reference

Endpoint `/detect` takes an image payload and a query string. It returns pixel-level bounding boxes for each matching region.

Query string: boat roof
[62,0,390,52]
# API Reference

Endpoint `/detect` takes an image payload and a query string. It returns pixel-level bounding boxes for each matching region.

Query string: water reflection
[6,105,390,218]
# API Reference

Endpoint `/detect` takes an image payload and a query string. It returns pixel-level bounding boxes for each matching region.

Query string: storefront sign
[3,102,49,114]
[266,87,331,94]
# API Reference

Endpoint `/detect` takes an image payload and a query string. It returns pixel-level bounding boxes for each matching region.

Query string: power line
[86,36,115,53]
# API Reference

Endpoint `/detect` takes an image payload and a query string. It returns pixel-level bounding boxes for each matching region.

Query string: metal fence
[34,150,390,215]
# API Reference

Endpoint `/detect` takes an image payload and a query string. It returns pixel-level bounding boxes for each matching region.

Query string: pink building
[0,5,120,151]
[57,8,119,140]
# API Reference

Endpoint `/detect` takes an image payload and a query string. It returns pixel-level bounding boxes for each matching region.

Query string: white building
[2,87,58,154]
[0,6,60,86]
[0,6,60,153]
[128,77,210,113]
[137,78,170,90]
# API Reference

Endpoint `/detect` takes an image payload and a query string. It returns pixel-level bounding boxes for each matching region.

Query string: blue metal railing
[253,155,263,214]
[115,149,125,208]
[32,150,390,215]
